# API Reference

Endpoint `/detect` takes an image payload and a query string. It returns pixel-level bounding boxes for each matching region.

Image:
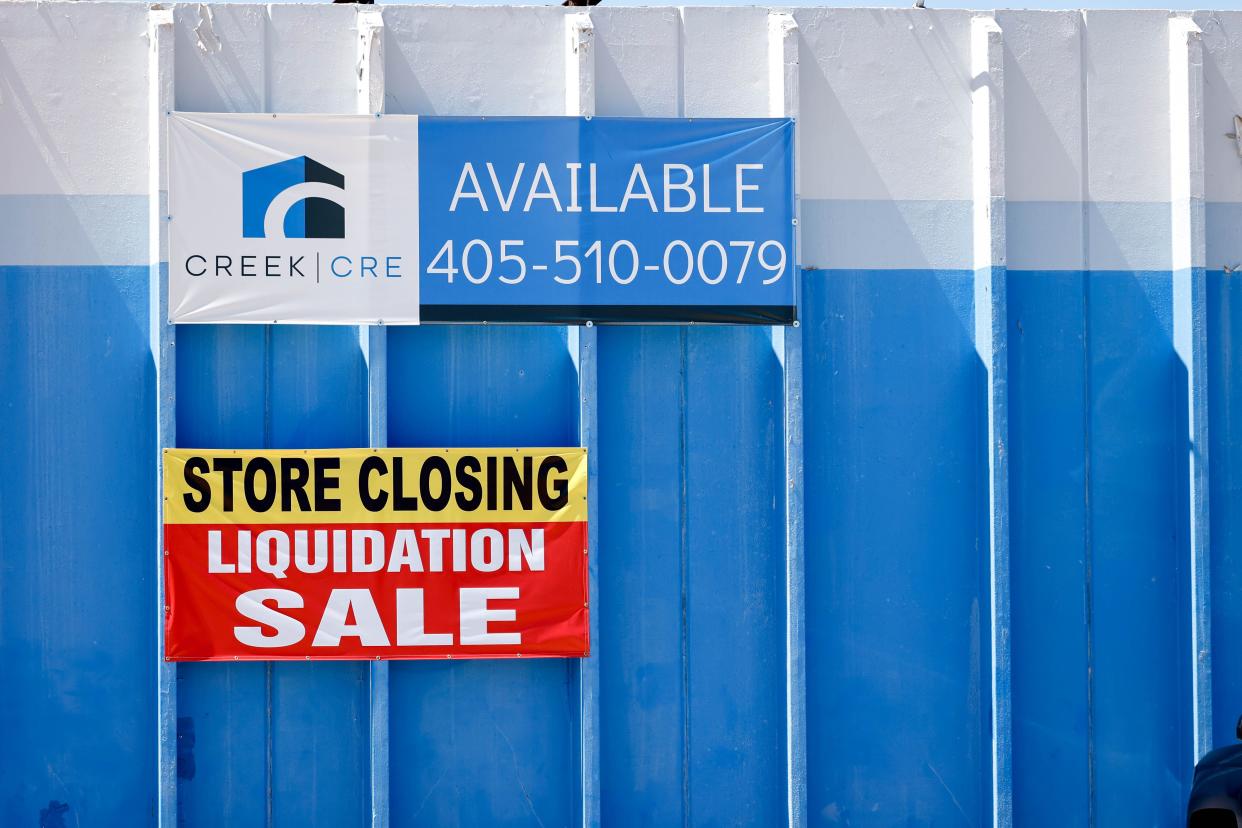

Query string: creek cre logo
[168,112,419,323]
[242,156,345,240]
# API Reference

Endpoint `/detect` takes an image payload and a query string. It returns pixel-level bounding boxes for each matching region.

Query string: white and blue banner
[168,113,795,325]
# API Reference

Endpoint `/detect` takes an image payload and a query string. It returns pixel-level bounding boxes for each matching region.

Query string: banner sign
[168,113,795,325]
[163,448,588,661]
[169,114,422,324]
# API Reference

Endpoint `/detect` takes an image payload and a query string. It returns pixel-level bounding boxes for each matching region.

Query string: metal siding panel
[387,328,577,449]
[1006,270,1091,826]
[174,325,371,826]
[677,13,792,820]
[382,6,566,117]
[792,8,974,205]
[596,328,687,825]
[1086,272,1193,825]
[267,327,371,827]
[269,663,370,825]
[175,663,268,828]
[1208,269,1242,748]
[802,269,989,826]
[684,327,789,825]
[0,266,156,826]
[1199,12,1242,755]
[387,326,578,828]
[174,326,269,826]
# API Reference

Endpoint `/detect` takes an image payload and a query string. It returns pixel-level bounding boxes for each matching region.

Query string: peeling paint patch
[177,716,196,780]
[193,5,220,55]
[38,801,69,828]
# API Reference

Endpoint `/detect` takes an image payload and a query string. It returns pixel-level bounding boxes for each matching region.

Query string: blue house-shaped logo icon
[242,156,345,239]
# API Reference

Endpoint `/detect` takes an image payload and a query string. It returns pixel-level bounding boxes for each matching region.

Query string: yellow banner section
[164,448,586,525]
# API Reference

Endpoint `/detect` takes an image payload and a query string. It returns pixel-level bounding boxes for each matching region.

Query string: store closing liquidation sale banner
[163,448,588,661]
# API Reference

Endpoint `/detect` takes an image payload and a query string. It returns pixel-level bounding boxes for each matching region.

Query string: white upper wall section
[1083,11,1171,203]
[0,2,148,197]
[1198,12,1242,204]
[682,7,771,117]
[794,9,974,203]
[998,10,1172,204]
[2,3,1242,269]
[174,4,358,113]
[592,8,682,117]
[998,10,1085,203]
[384,6,566,114]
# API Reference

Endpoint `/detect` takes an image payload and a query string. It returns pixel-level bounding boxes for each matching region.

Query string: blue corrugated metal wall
[1,266,1204,825]
[804,270,991,826]
[8,4,1242,827]
[1,267,157,823]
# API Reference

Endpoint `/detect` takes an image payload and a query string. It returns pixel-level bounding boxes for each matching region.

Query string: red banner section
[163,449,588,661]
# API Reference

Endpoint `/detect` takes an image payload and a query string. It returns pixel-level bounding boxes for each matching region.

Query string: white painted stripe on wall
[801,199,973,272]
[1206,204,1242,269]
[1008,202,1173,272]
[801,200,1192,272]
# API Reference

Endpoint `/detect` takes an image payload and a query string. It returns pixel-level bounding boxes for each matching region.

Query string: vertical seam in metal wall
[356,9,391,827]
[261,10,276,818]
[971,16,1011,827]
[262,7,273,122]
[768,13,807,828]
[149,9,176,827]
[1078,14,1097,825]
[1188,15,1213,765]
[680,325,691,828]
[1170,13,1212,765]
[677,15,690,824]
[263,326,273,449]
[676,11,686,121]
[1082,266,1097,828]
[263,314,275,828]
[266,662,274,828]
[565,12,602,828]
